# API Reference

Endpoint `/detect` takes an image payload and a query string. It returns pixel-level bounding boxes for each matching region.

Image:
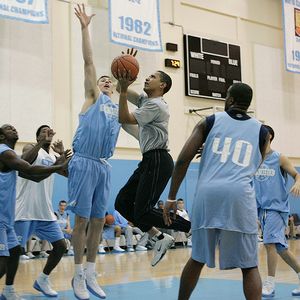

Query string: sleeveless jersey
[254,151,288,212]
[56,210,69,231]
[191,112,262,234]
[15,148,56,221]
[72,93,121,159]
[0,144,17,228]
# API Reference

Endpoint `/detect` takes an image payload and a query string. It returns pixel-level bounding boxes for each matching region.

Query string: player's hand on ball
[117,69,135,91]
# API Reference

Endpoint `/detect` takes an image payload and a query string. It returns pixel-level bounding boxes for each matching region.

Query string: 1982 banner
[0,0,48,24]
[109,0,162,52]
[283,0,300,73]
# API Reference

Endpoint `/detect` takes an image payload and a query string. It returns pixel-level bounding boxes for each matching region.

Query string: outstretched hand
[55,149,72,167]
[51,140,64,155]
[74,3,95,29]
[122,48,138,57]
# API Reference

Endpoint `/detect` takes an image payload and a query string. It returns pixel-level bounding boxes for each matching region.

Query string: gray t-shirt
[132,95,169,154]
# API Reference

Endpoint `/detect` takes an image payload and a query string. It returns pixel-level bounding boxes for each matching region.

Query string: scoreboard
[184,34,242,100]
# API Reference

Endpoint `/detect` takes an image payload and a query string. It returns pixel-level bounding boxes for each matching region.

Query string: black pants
[115,149,191,232]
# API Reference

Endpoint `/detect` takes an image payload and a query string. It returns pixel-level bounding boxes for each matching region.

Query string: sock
[3,285,14,291]
[267,276,275,285]
[75,264,83,276]
[39,272,48,279]
[85,262,95,276]
[115,237,121,248]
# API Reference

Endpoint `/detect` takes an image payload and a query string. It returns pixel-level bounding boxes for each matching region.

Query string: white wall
[3,0,299,162]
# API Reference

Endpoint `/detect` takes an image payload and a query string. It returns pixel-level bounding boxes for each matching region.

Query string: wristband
[166,199,176,203]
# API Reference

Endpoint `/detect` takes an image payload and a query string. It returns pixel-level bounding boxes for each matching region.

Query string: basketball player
[0,124,68,300]
[115,63,191,267]
[254,125,300,298]
[69,5,121,299]
[14,125,68,297]
[163,83,269,300]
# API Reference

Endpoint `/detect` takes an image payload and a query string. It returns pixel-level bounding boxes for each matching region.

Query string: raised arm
[163,119,207,225]
[1,150,67,177]
[74,4,99,114]
[280,155,300,197]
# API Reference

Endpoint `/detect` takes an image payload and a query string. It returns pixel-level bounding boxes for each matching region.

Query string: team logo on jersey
[255,164,275,181]
[0,243,6,251]
[100,104,118,118]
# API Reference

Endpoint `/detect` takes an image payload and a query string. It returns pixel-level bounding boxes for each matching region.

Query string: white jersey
[15,148,56,221]
[177,209,190,221]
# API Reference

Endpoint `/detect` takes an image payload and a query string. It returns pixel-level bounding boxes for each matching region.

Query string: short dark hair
[97,75,111,85]
[263,125,275,142]
[59,200,67,205]
[228,83,253,109]
[177,198,184,202]
[36,125,50,139]
[157,71,172,94]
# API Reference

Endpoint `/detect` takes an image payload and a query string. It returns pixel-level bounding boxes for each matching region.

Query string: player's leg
[261,210,287,297]
[84,163,111,299]
[241,267,262,300]
[219,230,261,300]
[178,229,216,299]
[178,258,204,300]
[1,227,24,300]
[68,156,98,299]
[33,221,66,297]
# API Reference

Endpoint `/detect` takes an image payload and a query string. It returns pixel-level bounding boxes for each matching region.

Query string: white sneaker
[151,234,174,267]
[187,237,192,247]
[26,252,35,259]
[67,249,74,256]
[127,247,135,252]
[292,286,300,296]
[262,280,275,298]
[86,272,106,299]
[98,246,106,254]
[135,245,147,251]
[72,273,89,300]
[1,287,25,300]
[113,246,125,253]
[38,251,49,258]
[33,275,58,297]
[19,255,30,261]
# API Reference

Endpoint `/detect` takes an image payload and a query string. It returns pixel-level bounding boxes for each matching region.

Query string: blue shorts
[68,154,111,219]
[0,224,19,256]
[259,209,288,252]
[192,228,258,270]
[14,220,64,248]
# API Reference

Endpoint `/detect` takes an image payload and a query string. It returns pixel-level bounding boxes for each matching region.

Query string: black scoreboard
[184,34,242,100]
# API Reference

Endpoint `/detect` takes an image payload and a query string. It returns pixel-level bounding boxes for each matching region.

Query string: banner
[0,0,48,24]
[282,0,300,73]
[109,0,162,52]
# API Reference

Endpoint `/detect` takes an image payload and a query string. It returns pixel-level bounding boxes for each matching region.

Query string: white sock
[39,272,48,279]
[115,237,121,248]
[85,262,95,276]
[75,264,83,275]
[4,285,14,291]
[267,276,275,284]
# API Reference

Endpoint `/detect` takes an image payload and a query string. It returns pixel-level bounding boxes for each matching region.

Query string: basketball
[105,214,115,225]
[111,54,139,81]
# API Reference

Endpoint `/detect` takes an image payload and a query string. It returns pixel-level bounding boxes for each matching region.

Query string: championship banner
[282,0,300,73]
[0,0,48,24]
[109,0,162,52]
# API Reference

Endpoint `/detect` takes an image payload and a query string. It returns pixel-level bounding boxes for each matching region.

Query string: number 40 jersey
[191,111,263,234]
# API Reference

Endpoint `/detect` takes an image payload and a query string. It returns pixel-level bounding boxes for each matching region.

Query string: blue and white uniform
[14,148,64,247]
[192,111,263,269]
[254,151,289,252]
[0,144,19,256]
[56,210,72,239]
[68,93,121,219]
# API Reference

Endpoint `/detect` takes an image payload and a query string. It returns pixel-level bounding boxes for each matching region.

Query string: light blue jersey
[254,151,288,213]
[72,93,121,159]
[0,144,17,228]
[191,112,262,234]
